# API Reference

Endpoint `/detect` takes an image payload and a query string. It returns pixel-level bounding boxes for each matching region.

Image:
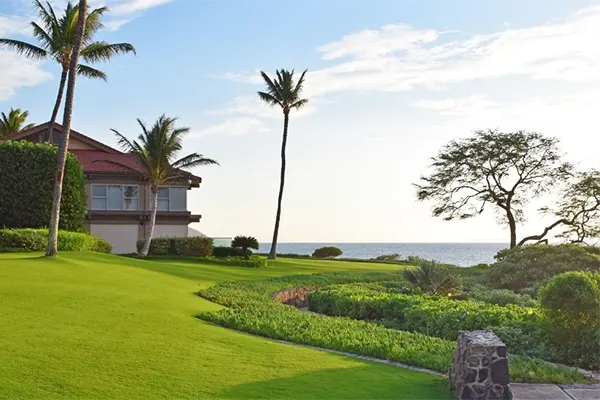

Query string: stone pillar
[449,330,512,400]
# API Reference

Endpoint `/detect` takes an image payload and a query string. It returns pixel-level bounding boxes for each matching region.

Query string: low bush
[466,285,537,307]
[489,244,600,291]
[198,256,267,269]
[231,236,259,259]
[198,273,589,383]
[0,228,111,253]
[312,246,343,258]
[402,260,462,296]
[371,253,401,261]
[213,246,248,258]
[136,236,213,257]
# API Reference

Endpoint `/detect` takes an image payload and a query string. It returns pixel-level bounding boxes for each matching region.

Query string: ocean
[258,243,508,267]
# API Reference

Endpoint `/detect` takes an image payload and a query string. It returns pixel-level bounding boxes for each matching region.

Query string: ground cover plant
[198,272,590,383]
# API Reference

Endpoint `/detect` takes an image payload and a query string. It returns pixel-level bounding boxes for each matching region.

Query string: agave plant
[231,236,260,259]
[403,260,462,296]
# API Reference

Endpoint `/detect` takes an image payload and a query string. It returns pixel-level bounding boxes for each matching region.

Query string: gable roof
[2,122,121,154]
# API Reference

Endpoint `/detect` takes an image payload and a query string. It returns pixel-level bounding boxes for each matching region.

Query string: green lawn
[0,252,452,400]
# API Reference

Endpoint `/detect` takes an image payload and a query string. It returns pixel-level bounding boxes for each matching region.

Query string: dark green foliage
[198,273,589,384]
[372,253,401,261]
[213,246,248,258]
[489,244,600,291]
[0,228,111,253]
[0,141,86,230]
[197,256,267,269]
[466,285,537,307]
[312,246,343,258]
[231,236,259,259]
[136,237,213,257]
[402,260,462,295]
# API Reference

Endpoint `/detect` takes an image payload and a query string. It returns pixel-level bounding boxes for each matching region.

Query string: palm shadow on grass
[218,364,453,400]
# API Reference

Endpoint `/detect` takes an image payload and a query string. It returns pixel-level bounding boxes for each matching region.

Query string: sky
[2,0,600,244]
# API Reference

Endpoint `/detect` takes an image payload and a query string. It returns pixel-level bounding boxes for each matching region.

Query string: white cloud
[0,51,52,101]
[207,95,316,121]
[193,117,271,137]
[109,0,175,15]
[0,15,30,36]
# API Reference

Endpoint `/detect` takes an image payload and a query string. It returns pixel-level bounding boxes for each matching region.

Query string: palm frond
[292,69,308,98]
[258,91,282,107]
[84,6,108,42]
[33,0,60,32]
[77,64,107,81]
[260,71,284,101]
[0,39,47,60]
[30,21,54,51]
[171,154,220,170]
[80,41,136,63]
[290,98,309,110]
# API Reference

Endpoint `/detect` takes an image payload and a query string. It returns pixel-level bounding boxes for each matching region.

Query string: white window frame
[157,186,187,212]
[91,184,140,211]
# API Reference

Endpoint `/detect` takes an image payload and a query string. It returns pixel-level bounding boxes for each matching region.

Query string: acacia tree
[413,129,598,248]
[258,69,308,259]
[0,0,135,142]
[46,0,87,256]
[0,108,34,137]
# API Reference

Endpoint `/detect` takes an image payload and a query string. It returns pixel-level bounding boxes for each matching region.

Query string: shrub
[136,236,213,256]
[0,141,86,231]
[0,228,111,253]
[539,271,600,328]
[312,246,343,258]
[402,260,462,296]
[231,236,259,259]
[372,253,401,261]
[198,273,589,384]
[467,284,537,307]
[489,244,600,291]
[213,246,248,258]
[198,256,267,269]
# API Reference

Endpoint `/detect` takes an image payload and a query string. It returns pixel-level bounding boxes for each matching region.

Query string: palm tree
[402,260,462,296]
[46,0,88,256]
[0,108,35,137]
[258,69,308,260]
[0,0,135,142]
[231,236,259,259]
[106,115,219,257]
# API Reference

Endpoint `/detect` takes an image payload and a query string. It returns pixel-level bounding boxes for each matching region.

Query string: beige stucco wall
[90,224,138,254]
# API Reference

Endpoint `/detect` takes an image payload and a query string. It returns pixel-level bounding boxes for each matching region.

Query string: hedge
[0,228,111,253]
[0,141,86,231]
[212,246,248,258]
[136,236,213,256]
[198,273,589,384]
[197,256,267,268]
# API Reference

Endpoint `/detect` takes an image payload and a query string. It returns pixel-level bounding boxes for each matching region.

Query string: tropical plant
[46,0,88,256]
[106,115,218,256]
[231,236,259,259]
[0,0,135,142]
[402,260,462,296]
[0,108,34,137]
[258,69,308,259]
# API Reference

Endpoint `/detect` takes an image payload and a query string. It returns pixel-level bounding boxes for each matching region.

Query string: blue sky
[2,0,600,243]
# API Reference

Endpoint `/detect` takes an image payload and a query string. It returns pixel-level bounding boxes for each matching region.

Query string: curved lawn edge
[197,272,593,384]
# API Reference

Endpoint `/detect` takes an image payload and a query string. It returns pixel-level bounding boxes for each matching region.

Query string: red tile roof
[70,150,144,174]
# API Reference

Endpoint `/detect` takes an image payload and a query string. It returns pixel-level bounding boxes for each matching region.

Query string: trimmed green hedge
[0,228,111,253]
[0,141,86,230]
[196,256,267,268]
[198,273,590,384]
[213,246,248,258]
[136,236,213,256]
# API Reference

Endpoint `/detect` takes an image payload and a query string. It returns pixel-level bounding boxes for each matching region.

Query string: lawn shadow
[217,364,453,400]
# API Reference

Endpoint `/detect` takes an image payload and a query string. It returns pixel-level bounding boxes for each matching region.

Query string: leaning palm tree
[105,115,219,257]
[258,69,308,260]
[0,0,135,142]
[46,0,88,256]
[0,108,35,137]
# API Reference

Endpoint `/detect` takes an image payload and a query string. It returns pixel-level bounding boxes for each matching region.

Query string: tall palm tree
[0,0,135,142]
[46,0,88,256]
[0,108,35,137]
[258,69,308,260]
[106,115,219,257]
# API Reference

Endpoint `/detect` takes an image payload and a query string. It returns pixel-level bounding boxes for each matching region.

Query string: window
[91,184,139,211]
[157,186,187,211]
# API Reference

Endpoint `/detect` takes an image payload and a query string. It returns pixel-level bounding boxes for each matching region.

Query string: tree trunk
[47,67,68,143]
[268,112,290,260]
[139,187,158,257]
[45,0,87,257]
[507,209,517,248]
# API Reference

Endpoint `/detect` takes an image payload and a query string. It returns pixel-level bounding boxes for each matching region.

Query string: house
[2,122,203,254]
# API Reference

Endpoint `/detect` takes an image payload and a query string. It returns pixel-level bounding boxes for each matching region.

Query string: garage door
[154,225,188,238]
[90,224,139,254]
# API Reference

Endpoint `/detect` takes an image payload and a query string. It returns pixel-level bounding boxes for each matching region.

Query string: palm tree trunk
[140,187,158,257]
[268,112,290,260]
[45,0,87,257]
[47,67,68,143]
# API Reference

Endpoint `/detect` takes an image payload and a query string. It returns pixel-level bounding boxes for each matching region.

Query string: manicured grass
[0,252,451,400]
